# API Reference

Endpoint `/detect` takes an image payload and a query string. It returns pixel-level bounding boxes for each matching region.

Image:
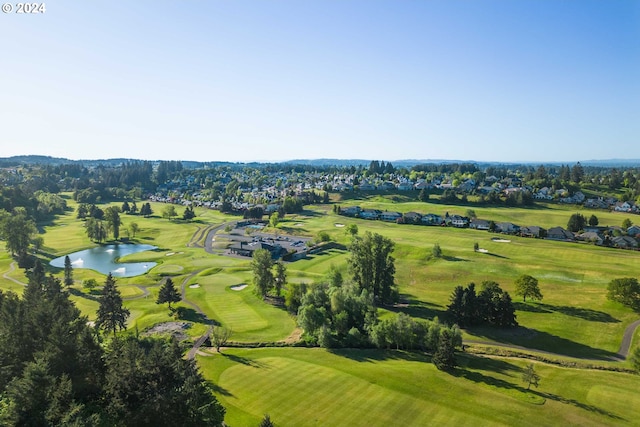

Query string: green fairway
[185,270,297,342]
[199,347,640,427]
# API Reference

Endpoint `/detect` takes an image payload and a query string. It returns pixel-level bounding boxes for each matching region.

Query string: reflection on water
[50,244,157,277]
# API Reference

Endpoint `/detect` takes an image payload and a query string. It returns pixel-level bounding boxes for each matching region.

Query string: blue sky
[1,1,638,162]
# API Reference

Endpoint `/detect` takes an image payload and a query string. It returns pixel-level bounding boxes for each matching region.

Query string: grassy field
[199,347,640,427]
[2,195,640,425]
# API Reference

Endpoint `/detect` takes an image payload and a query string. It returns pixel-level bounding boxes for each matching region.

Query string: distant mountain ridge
[1,155,639,168]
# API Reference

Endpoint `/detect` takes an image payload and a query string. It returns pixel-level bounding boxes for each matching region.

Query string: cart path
[617,318,640,359]
[2,262,27,286]
[179,270,214,360]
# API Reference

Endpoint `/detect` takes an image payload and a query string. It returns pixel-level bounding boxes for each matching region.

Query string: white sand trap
[334,223,345,227]
[166,252,175,256]
[230,284,248,291]
[294,222,304,226]
[477,248,489,253]
[491,238,511,243]
[189,284,200,288]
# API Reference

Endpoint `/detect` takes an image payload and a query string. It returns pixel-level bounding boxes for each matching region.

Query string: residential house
[496,222,520,234]
[360,209,381,220]
[469,219,491,230]
[612,235,639,249]
[627,225,640,237]
[359,183,376,191]
[403,212,423,224]
[396,182,414,191]
[380,211,403,222]
[422,213,443,226]
[341,206,361,217]
[520,226,545,238]
[576,232,604,245]
[614,201,635,213]
[450,215,470,228]
[547,227,575,241]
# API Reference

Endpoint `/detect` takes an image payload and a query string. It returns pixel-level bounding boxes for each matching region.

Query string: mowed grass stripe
[218,356,492,426]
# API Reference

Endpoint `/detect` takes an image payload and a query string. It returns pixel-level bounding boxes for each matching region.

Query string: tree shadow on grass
[328,348,429,363]
[534,391,625,421]
[442,255,470,262]
[536,303,620,323]
[208,382,234,397]
[222,353,268,368]
[483,252,510,259]
[514,302,553,314]
[387,295,448,322]
[176,307,214,325]
[452,362,624,421]
[468,326,620,361]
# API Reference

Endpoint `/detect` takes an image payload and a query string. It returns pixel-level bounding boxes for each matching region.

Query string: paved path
[617,318,640,359]
[179,270,214,360]
[2,262,27,286]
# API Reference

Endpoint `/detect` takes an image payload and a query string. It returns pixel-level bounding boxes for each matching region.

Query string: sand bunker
[189,284,200,288]
[477,248,489,253]
[334,223,345,227]
[294,222,304,226]
[166,252,175,256]
[230,284,248,291]
[491,238,511,243]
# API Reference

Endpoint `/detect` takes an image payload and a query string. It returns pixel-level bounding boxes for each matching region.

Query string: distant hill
[1,155,639,168]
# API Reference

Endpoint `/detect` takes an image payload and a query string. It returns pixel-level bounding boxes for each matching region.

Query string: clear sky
[1,1,638,163]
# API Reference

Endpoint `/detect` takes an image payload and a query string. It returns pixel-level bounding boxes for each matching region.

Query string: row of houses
[338,206,640,249]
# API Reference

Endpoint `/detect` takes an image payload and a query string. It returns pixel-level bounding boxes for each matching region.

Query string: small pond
[50,244,158,277]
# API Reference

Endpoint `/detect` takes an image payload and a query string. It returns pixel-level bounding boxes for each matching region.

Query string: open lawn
[2,195,640,425]
[1,197,639,357]
[199,347,640,427]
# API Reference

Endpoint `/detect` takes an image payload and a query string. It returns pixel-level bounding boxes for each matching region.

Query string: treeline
[0,262,225,426]
[251,231,462,370]
[447,282,517,327]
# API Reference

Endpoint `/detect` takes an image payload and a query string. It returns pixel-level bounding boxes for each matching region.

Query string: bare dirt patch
[144,322,191,341]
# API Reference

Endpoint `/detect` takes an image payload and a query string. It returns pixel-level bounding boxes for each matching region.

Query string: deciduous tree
[522,363,540,389]
[515,275,543,302]
[348,231,397,304]
[210,326,232,353]
[607,277,640,310]
[251,249,274,298]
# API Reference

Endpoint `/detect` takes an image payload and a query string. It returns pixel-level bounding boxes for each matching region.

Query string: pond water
[50,244,157,277]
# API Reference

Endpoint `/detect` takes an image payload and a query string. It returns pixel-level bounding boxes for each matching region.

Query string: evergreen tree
[183,205,196,220]
[432,329,457,371]
[96,274,130,337]
[259,414,275,427]
[64,255,74,287]
[156,278,181,309]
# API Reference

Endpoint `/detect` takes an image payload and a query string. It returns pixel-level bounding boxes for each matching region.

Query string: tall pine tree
[156,278,181,310]
[96,274,130,337]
